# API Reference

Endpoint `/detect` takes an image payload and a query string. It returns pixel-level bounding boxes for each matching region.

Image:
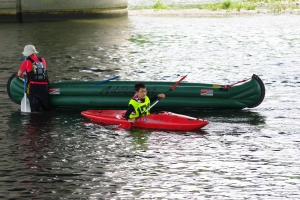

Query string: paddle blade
[114,122,132,130]
[21,93,31,113]
[92,76,120,86]
[171,75,187,91]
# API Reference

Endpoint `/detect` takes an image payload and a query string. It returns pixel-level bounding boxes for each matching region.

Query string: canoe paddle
[117,75,188,130]
[145,75,187,113]
[21,75,31,113]
[92,76,120,86]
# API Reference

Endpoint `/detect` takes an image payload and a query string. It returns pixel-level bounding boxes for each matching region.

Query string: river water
[0,7,300,200]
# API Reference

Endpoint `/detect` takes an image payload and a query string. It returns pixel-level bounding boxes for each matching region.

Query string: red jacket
[19,55,47,84]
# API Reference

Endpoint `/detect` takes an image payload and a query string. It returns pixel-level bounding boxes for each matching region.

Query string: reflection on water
[175,109,266,126]
[2,112,54,199]
[130,129,152,150]
[19,115,53,173]
[0,13,300,199]
[0,18,130,83]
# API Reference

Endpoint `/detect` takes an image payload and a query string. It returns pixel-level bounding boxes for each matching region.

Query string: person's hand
[17,72,23,78]
[158,93,165,99]
[128,118,136,123]
[17,71,26,78]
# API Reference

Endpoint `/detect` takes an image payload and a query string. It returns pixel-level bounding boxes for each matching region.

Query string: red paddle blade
[171,75,187,91]
[114,122,132,130]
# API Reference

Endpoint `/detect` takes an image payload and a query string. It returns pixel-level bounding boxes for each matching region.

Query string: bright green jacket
[128,96,150,118]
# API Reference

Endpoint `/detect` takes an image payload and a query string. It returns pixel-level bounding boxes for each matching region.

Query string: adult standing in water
[17,45,50,112]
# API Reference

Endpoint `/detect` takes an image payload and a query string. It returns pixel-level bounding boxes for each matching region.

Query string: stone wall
[0,0,127,22]
[0,0,16,22]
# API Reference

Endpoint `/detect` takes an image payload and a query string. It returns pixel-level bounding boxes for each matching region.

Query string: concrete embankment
[0,0,127,22]
[128,8,300,16]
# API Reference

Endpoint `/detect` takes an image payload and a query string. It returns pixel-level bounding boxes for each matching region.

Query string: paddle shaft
[21,55,31,112]
[23,56,27,94]
[144,75,187,113]
[24,76,26,111]
[145,88,172,112]
[21,74,31,112]
[23,75,26,94]
[92,76,120,86]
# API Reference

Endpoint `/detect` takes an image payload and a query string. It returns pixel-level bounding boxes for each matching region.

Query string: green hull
[7,74,265,110]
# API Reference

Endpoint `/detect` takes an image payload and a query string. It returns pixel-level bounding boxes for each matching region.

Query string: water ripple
[0,14,300,199]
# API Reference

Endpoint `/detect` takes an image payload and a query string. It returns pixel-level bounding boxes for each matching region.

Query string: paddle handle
[23,75,27,94]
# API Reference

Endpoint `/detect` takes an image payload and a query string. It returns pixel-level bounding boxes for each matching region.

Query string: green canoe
[7,73,265,110]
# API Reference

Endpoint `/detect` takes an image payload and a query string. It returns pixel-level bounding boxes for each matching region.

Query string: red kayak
[81,110,209,131]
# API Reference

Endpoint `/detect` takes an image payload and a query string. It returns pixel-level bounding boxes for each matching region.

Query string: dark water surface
[1,14,300,199]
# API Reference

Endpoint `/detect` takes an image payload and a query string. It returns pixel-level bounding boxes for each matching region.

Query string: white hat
[22,45,39,57]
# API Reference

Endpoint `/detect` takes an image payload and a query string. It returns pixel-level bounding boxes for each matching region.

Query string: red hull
[81,110,209,131]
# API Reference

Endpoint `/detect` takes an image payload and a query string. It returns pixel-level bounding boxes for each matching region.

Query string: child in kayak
[125,83,165,123]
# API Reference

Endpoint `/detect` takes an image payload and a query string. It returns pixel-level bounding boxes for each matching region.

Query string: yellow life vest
[128,96,150,118]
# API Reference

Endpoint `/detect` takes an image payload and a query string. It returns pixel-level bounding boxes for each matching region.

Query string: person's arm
[17,70,24,77]
[41,58,47,67]
[124,104,135,120]
[17,61,27,78]
[150,93,165,103]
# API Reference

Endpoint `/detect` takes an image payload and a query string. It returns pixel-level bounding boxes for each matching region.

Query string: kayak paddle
[92,76,120,86]
[117,75,188,130]
[145,75,187,113]
[21,75,31,113]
